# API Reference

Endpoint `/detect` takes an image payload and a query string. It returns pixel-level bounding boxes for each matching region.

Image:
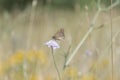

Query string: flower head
[45,40,60,50]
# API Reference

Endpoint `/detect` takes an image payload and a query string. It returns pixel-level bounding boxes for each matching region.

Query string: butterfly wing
[52,28,65,41]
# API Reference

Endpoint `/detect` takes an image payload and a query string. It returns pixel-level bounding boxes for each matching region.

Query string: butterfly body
[52,28,65,41]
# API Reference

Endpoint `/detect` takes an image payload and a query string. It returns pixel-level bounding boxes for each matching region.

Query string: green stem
[51,47,61,80]
[65,9,101,66]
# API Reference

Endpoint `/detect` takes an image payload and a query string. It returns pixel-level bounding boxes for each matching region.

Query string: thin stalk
[26,0,37,49]
[51,47,61,80]
[65,9,101,66]
[89,31,120,73]
[110,0,114,80]
[104,0,119,11]
[24,0,37,80]
[65,0,119,67]
[63,46,71,70]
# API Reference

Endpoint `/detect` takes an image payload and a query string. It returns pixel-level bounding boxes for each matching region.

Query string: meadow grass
[0,2,120,80]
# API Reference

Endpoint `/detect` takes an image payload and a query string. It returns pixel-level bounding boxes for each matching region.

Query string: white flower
[45,40,60,50]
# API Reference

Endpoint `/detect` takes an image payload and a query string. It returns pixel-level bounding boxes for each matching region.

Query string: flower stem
[51,47,61,80]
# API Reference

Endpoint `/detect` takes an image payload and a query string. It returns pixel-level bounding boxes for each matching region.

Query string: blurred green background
[0,0,119,11]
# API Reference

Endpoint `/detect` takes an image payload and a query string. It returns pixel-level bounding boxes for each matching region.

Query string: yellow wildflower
[101,58,109,68]
[0,51,24,76]
[64,67,78,79]
[44,75,54,80]
[30,74,43,80]
[36,50,48,65]
[0,60,11,76]
[0,63,5,76]
[30,74,39,80]
[91,58,109,72]
[8,50,24,66]
[81,74,96,80]
[26,50,36,62]
[26,50,48,65]
[96,58,109,70]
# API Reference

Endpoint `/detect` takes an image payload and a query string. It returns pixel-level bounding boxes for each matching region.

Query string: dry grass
[0,5,120,80]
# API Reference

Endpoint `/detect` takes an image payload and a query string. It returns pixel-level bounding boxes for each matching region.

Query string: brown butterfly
[52,28,65,41]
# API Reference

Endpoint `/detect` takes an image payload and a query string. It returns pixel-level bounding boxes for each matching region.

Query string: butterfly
[52,28,65,41]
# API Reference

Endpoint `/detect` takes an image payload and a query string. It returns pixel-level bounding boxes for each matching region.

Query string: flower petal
[45,40,60,50]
